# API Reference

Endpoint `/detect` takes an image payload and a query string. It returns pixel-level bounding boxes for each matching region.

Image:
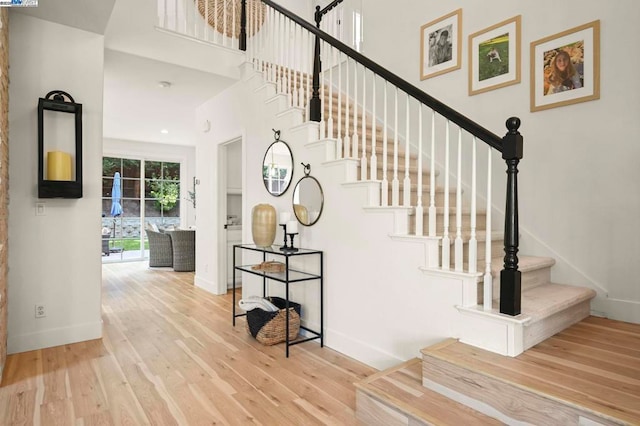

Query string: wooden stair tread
[519,283,595,322]
[356,358,502,425]
[421,319,640,424]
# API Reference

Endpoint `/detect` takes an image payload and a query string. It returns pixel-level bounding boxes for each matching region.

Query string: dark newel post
[239,0,247,51]
[309,6,322,122]
[500,117,524,316]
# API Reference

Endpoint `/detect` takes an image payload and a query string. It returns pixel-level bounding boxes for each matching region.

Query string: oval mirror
[262,140,293,196]
[292,175,323,226]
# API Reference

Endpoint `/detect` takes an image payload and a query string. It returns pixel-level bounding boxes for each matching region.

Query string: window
[101,157,181,262]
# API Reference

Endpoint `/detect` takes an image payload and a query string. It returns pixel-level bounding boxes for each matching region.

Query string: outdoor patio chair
[166,229,195,272]
[146,229,173,267]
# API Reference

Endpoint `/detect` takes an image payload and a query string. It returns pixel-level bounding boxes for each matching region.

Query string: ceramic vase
[251,203,276,247]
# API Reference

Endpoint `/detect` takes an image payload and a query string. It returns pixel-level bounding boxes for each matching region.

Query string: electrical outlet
[35,304,46,318]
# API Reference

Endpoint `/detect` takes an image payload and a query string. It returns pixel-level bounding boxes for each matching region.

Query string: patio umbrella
[110,171,123,217]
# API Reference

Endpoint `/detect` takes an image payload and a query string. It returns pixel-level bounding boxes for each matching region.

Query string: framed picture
[468,16,521,96]
[420,9,462,80]
[530,20,600,112]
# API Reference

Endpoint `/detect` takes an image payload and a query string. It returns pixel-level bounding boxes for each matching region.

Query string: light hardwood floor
[0,261,376,425]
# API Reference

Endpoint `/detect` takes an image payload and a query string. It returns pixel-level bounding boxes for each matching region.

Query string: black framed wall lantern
[37,90,83,198]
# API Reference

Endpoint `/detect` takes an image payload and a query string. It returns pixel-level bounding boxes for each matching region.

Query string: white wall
[8,14,105,353]
[359,0,640,323]
[103,138,197,228]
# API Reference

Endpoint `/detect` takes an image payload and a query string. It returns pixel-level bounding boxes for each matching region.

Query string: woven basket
[246,297,301,345]
[195,0,266,38]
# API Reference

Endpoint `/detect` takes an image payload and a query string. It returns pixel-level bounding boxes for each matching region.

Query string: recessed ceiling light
[158,81,172,88]
[160,129,169,134]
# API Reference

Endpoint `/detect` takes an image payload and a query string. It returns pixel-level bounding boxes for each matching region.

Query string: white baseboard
[194,274,222,295]
[7,320,102,355]
[599,297,640,324]
[325,327,403,371]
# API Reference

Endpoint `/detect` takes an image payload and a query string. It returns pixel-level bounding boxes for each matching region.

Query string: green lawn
[108,239,149,251]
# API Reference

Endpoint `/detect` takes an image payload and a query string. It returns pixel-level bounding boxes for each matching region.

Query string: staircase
[158,1,635,421]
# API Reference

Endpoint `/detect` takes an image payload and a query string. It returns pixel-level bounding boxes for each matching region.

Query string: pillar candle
[286,220,298,234]
[47,151,72,181]
[279,212,291,225]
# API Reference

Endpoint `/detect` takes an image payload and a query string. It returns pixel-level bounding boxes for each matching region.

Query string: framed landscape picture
[468,16,521,96]
[420,9,462,80]
[530,20,600,112]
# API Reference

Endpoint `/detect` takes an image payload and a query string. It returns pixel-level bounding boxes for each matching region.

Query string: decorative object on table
[251,203,276,247]
[285,220,299,252]
[530,20,600,112]
[468,15,521,96]
[251,260,286,273]
[279,211,290,250]
[292,163,324,226]
[420,9,462,80]
[38,90,83,198]
[263,129,294,197]
[245,297,301,345]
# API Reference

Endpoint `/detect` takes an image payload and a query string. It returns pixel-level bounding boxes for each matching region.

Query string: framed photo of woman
[530,20,600,112]
[468,16,521,96]
[420,9,462,80]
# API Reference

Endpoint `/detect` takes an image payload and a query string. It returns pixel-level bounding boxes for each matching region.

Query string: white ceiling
[14,0,241,147]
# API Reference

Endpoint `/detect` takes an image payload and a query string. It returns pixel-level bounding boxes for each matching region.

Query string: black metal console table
[232,244,323,357]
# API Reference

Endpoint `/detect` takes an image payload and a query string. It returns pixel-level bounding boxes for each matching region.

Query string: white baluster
[268,7,273,81]
[370,75,377,181]
[343,58,351,159]
[415,102,424,236]
[429,109,436,236]
[403,95,411,207]
[291,24,302,107]
[360,69,367,180]
[174,0,178,33]
[455,127,463,272]
[288,20,293,107]
[469,136,478,274]
[232,0,236,49]
[162,0,168,28]
[352,63,359,159]
[319,65,326,139]
[336,52,343,158]
[483,148,493,311]
[381,82,389,207]
[327,45,334,139]
[392,88,399,206]
[222,0,227,47]
[442,121,451,270]
[201,0,206,41]
[214,0,219,45]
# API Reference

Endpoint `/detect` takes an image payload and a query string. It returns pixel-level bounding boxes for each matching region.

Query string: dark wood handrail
[318,0,345,20]
[260,0,503,152]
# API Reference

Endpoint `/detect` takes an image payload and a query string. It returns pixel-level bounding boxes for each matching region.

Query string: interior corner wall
[361,0,640,323]
[103,138,197,228]
[7,13,104,354]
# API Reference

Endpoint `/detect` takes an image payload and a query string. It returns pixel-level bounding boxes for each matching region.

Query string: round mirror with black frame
[292,163,323,226]
[262,130,293,197]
